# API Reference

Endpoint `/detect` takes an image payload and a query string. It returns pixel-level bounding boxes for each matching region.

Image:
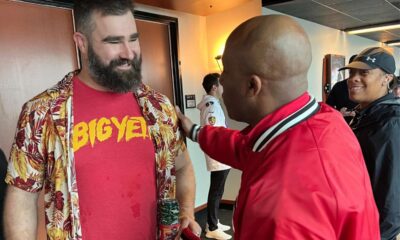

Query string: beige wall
[206,0,261,72]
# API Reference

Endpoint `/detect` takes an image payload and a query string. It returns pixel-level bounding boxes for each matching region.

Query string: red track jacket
[198,93,380,239]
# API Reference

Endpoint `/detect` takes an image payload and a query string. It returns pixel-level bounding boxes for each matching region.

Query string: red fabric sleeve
[198,125,245,170]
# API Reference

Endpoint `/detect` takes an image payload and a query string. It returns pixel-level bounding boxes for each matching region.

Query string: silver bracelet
[189,124,201,142]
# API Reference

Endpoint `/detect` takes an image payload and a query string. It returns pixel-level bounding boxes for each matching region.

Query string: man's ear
[73,32,88,55]
[247,75,262,97]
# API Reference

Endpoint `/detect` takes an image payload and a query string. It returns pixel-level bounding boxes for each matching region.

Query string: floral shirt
[6,71,186,239]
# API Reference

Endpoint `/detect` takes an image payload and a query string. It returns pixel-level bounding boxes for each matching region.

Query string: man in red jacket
[176,15,380,239]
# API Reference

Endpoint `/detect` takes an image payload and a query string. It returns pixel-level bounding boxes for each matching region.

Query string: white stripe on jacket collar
[252,97,319,153]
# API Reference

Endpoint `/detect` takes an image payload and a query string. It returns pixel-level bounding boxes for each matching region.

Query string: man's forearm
[174,150,202,236]
[4,186,39,240]
[176,158,196,219]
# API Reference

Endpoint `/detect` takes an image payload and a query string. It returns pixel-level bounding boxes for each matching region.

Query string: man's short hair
[74,0,135,36]
[202,73,220,94]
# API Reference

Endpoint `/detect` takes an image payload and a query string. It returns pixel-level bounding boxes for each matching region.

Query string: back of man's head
[202,73,220,94]
[226,15,311,82]
[74,0,135,36]
[224,15,311,112]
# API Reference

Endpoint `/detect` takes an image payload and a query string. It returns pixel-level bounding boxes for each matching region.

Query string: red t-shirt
[72,77,156,239]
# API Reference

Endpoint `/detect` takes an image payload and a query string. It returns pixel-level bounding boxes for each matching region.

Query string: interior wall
[263,8,400,101]
[204,0,261,201]
[206,0,261,72]
[0,0,78,157]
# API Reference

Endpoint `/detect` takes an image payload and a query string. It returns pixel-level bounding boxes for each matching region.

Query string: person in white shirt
[197,73,232,240]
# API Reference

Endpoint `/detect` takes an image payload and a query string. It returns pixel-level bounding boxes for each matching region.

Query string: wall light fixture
[215,55,222,72]
[386,41,400,47]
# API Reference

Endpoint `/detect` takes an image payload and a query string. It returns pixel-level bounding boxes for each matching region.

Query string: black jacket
[351,94,400,240]
[326,80,357,123]
[326,80,358,110]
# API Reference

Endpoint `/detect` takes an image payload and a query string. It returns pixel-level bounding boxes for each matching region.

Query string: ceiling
[263,0,400,44]
[22,0,400,44]
[137,0,400,45]
[135,0,254,16]
[20,0,254,15]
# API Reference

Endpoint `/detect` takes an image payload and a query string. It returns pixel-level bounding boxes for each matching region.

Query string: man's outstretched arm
[175,106,242,170]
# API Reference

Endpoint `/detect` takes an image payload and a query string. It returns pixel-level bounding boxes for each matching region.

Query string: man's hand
[175,216,202,240]
[175,106,195,137]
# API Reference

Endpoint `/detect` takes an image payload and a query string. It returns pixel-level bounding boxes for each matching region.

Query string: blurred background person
[326,54,358,123]
[197,73,231,240]
[390,75,400,97]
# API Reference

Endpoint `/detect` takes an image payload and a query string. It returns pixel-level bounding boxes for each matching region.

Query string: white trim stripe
[252,97,319,152]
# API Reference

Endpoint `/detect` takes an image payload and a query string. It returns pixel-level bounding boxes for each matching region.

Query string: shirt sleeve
[203,101,224,127]
[5,101,47,193]
[162,96,187,157]
[172,109,187,156]
[198,125,243,170]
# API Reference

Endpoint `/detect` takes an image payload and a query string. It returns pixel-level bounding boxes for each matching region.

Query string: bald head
[220,15,312,125]
[224,15,311,95]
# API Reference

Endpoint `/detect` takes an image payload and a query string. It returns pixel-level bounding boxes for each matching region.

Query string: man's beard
[88,45,142,93]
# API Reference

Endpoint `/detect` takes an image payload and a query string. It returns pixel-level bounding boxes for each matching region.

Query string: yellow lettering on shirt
[73,122,89,152]
[88,119,97,147]
[111,116,128,142]
[126,117,148,141]
[72,115,149,152]
[97,118,112,142]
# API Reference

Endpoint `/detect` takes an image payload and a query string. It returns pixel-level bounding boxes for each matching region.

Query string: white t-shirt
[197,95,231,171]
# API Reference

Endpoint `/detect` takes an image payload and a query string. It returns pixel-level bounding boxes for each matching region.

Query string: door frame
[20,0,185,112]
[134,11,184,112]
